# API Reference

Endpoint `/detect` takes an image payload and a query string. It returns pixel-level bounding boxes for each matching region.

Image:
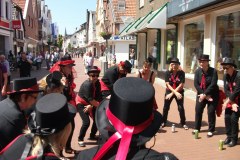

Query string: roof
[112,0,136,23]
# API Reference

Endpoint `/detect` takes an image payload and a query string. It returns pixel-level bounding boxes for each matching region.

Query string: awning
[119,17,144,36]
[119,3,167,36]
[136,3,167,32]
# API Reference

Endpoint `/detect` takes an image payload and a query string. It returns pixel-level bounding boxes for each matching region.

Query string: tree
[57,34,63,50]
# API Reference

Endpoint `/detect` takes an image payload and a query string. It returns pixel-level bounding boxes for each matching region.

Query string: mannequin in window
[190,48,198,74]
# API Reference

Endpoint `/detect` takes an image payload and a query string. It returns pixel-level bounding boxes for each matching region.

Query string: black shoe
[224,138,231,145]
[228,140,237,147]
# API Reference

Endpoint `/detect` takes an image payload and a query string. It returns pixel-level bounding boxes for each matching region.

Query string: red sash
[200,73,206,90]
[100,80,109,91]
[75,95,89,106]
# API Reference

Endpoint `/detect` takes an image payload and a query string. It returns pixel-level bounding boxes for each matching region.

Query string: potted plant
[100,31,112,40]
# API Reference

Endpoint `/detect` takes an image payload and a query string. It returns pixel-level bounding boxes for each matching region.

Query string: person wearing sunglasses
[100,60,132,99]
[221,58,240,147]
[193,54,219,137]
[76,66,102,147]
[0,77,42,151]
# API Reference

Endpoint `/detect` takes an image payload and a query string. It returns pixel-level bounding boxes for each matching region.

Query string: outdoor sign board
[167,0,223,18]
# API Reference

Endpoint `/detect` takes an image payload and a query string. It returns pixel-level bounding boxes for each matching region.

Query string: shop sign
[167,0,222,18]
[12,20,21,29]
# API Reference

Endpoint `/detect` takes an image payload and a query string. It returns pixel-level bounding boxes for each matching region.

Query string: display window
[215,11,240,80]
[184,21,204,74]
[165,27,177,69]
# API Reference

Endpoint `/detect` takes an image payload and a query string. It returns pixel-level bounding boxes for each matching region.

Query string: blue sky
[45,0,96,35]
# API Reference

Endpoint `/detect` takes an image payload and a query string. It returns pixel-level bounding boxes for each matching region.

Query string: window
[165,28,177,69]
[31,18,33,28]
[28,16,30,26]
[215,11,240,80]
[184,21,204,73]
[139,0,144,8]
[5,2,8,19]
[118,1,125,11]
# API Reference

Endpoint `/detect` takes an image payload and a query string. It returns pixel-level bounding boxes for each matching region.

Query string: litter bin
[101,61,108,75]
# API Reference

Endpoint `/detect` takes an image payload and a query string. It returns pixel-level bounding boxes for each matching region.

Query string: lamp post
[47,38,52,52]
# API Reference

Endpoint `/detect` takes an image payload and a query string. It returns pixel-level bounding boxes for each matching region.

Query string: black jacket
[0,98,26,151]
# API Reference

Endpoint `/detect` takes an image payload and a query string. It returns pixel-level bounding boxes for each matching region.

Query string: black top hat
[46,71,63,88]
[7,77,42,95]
[28,93,76,135]
[221,57,237,68]
[96,77,162,147]
[87,66,101,75]
[198,54,211,61]
[169,57,180,65]
[120,60,132,73]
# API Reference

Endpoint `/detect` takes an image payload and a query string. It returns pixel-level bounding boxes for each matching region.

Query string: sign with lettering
[167,0,223,18]
[12,20,21,29]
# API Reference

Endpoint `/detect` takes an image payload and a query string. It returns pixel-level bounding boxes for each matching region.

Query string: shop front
[166,0,240,90]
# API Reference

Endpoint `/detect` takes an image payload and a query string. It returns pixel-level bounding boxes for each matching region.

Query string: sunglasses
[89,74,99,77]
[223,67,230,70]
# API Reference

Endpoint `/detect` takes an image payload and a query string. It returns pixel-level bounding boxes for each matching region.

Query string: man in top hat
[162,57,188,130]
[100,60,132,99]
[0,77,42,151]
[76,66,102,147]
[0,93,76,159]
[193,54,219,137]
[76,77,178,160]
[17,52,32,77]
[221,58,240,147]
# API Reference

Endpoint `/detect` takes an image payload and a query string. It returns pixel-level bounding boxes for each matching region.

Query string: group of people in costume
[163,54,239,148]
[0,51,239,160]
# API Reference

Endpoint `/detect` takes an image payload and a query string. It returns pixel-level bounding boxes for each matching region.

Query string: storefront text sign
[12,20,21,29]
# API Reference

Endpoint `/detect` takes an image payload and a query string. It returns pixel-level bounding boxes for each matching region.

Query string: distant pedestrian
[100,60,132,99]
[45,51,50,70]
[129,48,135,67]
[17,52,32,77]
[0,77,41,151]
[0,55,10,99]
[221,58,240,147]
[161,58,188,130]
[193,54,219,137]
[75,66,102,147]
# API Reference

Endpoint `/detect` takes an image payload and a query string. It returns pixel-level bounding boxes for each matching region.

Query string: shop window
[184,21,204,74]
[118,0,125,11]
[165,28,177,69]
[5,2,8,20]
[215,11,240,80]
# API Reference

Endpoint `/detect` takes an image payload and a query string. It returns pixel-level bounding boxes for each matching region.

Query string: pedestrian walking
[221,58,240,147]
[0,93,76,160]
[83,52,89,74]
[75,66,102,147]
[0,77,42,151]
[100,60,132,99]
[76,77,178,160]
[161,58,188,129]
[17,52,32,77]
[193,54,219,137]
[34,53,43,70]
[45,51,51,70]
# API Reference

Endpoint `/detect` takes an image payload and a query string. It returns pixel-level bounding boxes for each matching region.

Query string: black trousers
[66,118,75,149]
[194,96,217,132]
[77,104,97,141]
[162,93,186,125]
[225,108,240,142]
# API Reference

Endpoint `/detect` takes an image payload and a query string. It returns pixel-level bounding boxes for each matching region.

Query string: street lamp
[47,38,52,52]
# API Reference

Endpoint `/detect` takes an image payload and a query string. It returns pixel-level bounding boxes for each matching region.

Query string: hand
[1,88,6,96]
[175,92,182,100]
[198,94,206,102]
[231,103,239,112]
[83,105,92,113]
[165,93,173,100]
[205,95,213,102]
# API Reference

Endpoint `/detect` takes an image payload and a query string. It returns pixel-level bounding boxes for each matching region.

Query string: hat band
[12,84,39,92]
[93,107,154,160]
[59,60,75,65]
